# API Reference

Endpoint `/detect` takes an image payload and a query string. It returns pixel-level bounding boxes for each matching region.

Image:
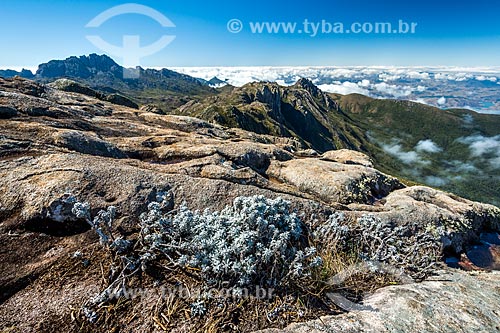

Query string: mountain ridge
[0,54,217,112]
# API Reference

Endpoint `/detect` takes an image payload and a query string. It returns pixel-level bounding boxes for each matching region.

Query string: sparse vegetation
[139,194,322,289]
[68,193,445,332]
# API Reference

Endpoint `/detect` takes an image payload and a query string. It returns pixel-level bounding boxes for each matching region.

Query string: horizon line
[4,65,500,73]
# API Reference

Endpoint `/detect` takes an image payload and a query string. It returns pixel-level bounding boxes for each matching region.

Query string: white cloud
[475,75,497,82]
[373,82,413,98]
[424,176,448,187]
[378,73,401,82]
[415,139,443,153]
[448,160,479,173]
[435,72,473,82]
[437,96,446,106]
[458,135,500,156]
[359,79,371,87]
[457,135,500,169]
[490,156,500,168]
[381,143,420,164]
[462,114,474,125]
[406,71,430,80]
[318,82,370,95]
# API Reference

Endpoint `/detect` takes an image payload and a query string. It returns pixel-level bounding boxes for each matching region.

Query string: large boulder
[267,158,403,205]
[49,78,103,98]
[52,131,126,158]
[321,149,374,168]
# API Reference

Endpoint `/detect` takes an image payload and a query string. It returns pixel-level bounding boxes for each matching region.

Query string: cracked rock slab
[258,270,500,333]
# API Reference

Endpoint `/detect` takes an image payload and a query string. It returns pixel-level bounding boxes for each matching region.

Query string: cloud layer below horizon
[171,66,500,114]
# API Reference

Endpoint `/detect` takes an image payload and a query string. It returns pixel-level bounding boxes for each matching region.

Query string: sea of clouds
[170,66,500,114]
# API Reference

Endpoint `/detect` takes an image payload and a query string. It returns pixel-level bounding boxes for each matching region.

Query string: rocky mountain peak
[0,68,35,79]
[208,76,228,87]
[293,77,339,111]
[294,77,321,96]
[35,53,121,79]
[254,83,282,114]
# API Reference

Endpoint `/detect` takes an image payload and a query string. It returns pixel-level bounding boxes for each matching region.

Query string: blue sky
[1,0,499,68]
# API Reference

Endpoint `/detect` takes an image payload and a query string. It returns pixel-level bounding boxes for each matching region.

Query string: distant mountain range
[1,54,499,205]
[0,68,34,79]
[0,54,217,111]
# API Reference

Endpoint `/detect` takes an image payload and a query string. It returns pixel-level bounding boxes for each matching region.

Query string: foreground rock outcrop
[1,77,500,332]
[259,270,500,333]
